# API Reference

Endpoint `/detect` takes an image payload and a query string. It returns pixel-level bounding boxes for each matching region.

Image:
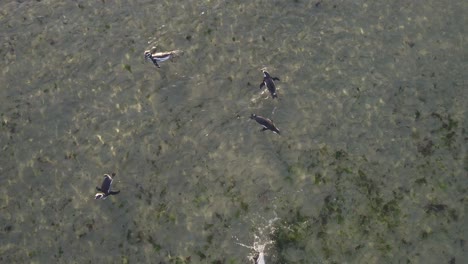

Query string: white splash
[234,215,280,263]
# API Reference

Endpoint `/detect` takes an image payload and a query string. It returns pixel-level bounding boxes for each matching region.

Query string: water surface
[1,0,466,263]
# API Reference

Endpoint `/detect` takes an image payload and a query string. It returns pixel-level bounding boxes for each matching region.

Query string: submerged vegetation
[271,121,464,262]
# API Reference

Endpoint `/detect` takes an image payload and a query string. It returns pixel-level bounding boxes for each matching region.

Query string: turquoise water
[1,0,466,263]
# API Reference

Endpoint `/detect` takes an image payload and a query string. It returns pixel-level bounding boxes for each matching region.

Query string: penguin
[259,70,280,98]
[95,173,120,199]
[253,252,265,264]
[250,114,280,134]
[144,47,182,68]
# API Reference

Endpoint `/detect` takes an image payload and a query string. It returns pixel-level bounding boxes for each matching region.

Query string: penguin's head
[250,114,256,119]
[253,252,259,263]
[95,192,106,200]
[144,51,152,60]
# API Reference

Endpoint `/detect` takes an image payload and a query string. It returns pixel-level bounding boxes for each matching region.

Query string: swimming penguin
[95,173,120,199]
[259,70,280,98]
[250,114,280,134]
[253,252,266,264]
[144,47,183,68]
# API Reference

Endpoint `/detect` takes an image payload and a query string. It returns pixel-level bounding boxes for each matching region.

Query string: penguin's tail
[170,50,184,57]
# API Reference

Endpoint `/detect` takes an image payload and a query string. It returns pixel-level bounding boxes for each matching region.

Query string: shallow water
[1,0,467,263]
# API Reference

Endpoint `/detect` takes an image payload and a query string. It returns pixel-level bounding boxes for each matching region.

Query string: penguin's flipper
[261,127,268,132]
[273,77,280,81]
[96,187,102,192]
[259,82,265,89]
[109,190,120,195]
[151,58,160,68]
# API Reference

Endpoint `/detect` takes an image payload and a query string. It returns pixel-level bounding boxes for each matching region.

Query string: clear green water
[1,0,466,263]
